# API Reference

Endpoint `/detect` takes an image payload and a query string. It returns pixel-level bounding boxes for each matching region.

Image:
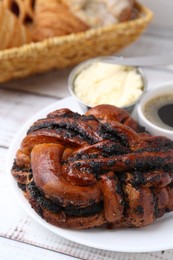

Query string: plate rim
[7,96,173,253]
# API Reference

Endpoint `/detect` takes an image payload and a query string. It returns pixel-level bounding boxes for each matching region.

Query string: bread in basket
[0,1,153,82]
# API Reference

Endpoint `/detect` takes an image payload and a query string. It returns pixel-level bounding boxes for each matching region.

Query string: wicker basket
[0,2,153,83]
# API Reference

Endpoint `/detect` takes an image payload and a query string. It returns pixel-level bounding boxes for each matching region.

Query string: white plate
[7,96,173,253]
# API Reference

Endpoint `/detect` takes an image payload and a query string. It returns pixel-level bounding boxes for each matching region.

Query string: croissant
[0,1,31,50]
[12,105,173,229]
[33,0,89,41]
[2,0,35,25]
[61,0,136,27]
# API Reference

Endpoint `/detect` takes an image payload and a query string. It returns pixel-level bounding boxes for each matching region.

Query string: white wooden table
[1,6,173,259]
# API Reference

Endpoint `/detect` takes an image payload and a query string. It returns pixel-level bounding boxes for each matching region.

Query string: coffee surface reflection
[143,94,173,130]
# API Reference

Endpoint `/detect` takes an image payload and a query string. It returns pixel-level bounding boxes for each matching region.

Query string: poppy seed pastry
[12,105,173,229]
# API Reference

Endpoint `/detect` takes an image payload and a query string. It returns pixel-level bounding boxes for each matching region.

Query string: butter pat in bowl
[137,84,173,140]
[68,58,147,113]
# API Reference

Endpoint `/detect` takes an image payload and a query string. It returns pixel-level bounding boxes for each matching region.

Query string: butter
[74,62,144,108]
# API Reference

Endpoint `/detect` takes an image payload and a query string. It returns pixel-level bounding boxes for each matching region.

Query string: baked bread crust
[0,1,31,50]
[12,105,173,229]
[33,0,89,41]
[0,0,137,47]
[3,0,35,25]
[62,0,136,27]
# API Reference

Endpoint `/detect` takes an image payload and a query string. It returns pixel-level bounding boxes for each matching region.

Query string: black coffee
[158,104,173,127]
[143,94,173,130]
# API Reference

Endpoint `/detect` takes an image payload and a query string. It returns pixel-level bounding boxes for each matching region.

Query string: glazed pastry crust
[0,2,31,50]
[0,0,136,48]
[33,0,89,41]
[12,105,173,229]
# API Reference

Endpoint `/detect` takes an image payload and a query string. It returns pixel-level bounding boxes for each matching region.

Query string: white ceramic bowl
[137,84,173,140]
[68,57,147,113]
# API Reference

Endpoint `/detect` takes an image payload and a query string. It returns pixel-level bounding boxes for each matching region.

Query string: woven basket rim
[0,2,153,58]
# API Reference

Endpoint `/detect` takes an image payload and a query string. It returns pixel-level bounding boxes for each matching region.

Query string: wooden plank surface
[0,237,77,260]
[0,88,58,147]
[1,19,173,260]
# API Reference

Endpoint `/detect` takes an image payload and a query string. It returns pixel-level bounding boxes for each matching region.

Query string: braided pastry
[11,105,173,229]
